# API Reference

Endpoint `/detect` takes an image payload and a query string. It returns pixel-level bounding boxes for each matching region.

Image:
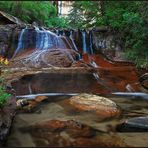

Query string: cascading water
[13,26,68,57]
[35,26,66,50]
[82,31,87,54]
[70,30,78,52]
[89,31,93,55]
[13,26,27,57]
[69,30,81,60]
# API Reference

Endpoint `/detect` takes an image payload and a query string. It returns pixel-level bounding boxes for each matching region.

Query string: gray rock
[116,116,148,132]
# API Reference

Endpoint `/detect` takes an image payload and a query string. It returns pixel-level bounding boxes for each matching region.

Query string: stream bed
[5,93,148,147]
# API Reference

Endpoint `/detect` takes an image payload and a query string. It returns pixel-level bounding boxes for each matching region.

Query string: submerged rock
[22,119,126,147]
[17,96,48,112]
[69,93,121,118]
[116,116,148,132]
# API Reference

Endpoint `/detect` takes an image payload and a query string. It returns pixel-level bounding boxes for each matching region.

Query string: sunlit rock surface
[69,93,121,118]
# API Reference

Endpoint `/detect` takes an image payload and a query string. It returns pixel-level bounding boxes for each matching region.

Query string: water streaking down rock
[10,48,78,68]
[69,93,121,118]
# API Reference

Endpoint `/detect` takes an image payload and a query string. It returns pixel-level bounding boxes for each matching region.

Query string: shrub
[0,86,11,108]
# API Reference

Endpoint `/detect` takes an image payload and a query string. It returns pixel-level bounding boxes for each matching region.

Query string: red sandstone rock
[69,93,121,118]
[10,48,79,68]
[27,119,127,147]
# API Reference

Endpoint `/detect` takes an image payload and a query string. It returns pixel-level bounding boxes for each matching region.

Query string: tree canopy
[0,1,147,68]
[68,1,148,68]
[0,1,68,28]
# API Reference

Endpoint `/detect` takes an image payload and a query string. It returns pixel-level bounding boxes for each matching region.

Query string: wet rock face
[10,72,104,95]
[91,28,124,60]
[69,93,121,118]
[81,54,141,92]
[116,116,148,132]
[139,73,148,92]
[0,96,16,146]
[22,119,126,147]
[10,48,78,68]
[0,24,17,57]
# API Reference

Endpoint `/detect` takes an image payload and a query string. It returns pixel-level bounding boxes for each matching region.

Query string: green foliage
[68,1,148,68]
[0,1,68,28]
[45,17,69,28]
[0,86,11,108]
[68,1,99,29]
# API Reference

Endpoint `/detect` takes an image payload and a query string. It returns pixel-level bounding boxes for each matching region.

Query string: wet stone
[22,119,126,147]
[116,116,148,132]
[69,93,121,118]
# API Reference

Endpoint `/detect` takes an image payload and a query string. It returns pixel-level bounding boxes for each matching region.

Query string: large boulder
[69,93,121,118]
[10,48,78,68]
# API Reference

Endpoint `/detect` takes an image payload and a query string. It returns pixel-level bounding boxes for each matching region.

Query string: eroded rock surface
[10,48,78,68]
[69,93,121,118]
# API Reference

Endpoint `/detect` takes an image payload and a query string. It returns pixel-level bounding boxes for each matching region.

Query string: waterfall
[28,83,32,94]
[89,31,93,55]
[70,30,78,52]
[13,26,27,57]
[82,31,87,54]
[69,30,81,60]
[13,26,68,57]
[35,27,66,50]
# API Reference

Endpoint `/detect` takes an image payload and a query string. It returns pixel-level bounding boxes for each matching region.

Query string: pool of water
[5,93,148,147]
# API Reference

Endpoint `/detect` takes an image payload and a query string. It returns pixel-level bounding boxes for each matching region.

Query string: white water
[14,27,68,57]
[70,30,78,52]
[89,31,93,54]
[35,27,66,50]
[112,92,148,99]
[82,31,87,53]
[16,93,79,99]
[13,26,27,57]
[16,92,148,100]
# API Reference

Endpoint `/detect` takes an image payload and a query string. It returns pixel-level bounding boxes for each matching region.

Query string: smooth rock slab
[69,93,121,118]
[116,116,148,132]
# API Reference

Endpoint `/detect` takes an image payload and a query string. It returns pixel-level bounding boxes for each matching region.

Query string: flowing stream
[6,93,148,147]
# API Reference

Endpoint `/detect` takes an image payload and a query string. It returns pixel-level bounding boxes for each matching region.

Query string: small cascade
[82,31,87,54]
[126,84,135,92]
[90,60,100,81]
[70,30,78,52]
[69,30,81,60]
[28,83,32,94]
[13,26,27,57]
[90,59,116,92]
[13,26,69,57]
[89,31,93,55]
[35,27,66,50]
